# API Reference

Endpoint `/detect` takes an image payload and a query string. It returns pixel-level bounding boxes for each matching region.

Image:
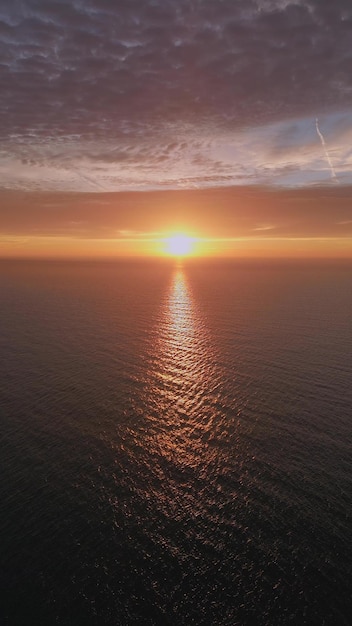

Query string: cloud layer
[1,0,352,190]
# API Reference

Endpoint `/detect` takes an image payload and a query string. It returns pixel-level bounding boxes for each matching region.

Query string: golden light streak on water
[142,267,228,477]
[162,268,199,376]
[156,267,210,397]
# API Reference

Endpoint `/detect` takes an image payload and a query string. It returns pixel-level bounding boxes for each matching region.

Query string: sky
[1,0,352,258]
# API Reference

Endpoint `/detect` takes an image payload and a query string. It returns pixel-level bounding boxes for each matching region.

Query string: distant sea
[1,259,351,625]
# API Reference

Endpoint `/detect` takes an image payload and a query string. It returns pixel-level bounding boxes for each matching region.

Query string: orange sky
[1,186,352,259]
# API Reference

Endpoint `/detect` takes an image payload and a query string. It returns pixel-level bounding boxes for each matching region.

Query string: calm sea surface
[1,259,351,625]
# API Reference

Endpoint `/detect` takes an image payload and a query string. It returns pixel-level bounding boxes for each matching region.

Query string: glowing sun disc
[165,234,194,257]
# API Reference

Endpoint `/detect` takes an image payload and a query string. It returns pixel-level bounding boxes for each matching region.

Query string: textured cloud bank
[1,110,352,191]
[1,0,352,190]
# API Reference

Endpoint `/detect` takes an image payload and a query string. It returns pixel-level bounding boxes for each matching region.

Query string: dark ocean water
[1,259,351,625]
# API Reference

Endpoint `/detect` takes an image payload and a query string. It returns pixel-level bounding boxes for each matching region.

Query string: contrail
[315,117,338,182]
[74,168,108,191]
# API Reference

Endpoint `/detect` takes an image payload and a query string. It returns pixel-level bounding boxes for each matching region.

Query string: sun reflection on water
[162,269,199,372]
[142,267,227,473]
[155,268,208,389]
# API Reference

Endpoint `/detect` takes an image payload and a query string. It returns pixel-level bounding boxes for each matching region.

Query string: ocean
[1,259,351,625]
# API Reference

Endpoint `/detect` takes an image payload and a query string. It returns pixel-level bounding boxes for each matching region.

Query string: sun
[165,234,195,257]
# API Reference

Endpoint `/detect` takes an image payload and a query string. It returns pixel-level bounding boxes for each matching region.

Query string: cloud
[1,0,352,192]
[253,224,277,231]
[1,109,352,191]
[1,0,352,137]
